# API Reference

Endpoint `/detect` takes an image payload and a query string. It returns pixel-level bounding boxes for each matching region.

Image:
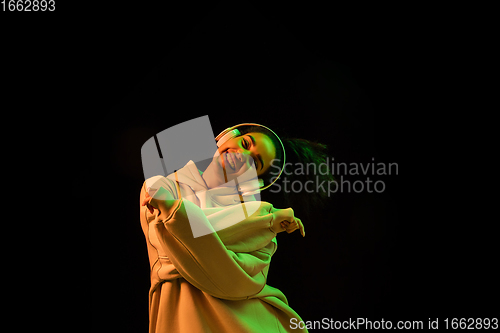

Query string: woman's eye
[243,138,249,149]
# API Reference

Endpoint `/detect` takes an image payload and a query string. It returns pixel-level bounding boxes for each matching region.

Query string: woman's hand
[281,219,305,237]
[270,208,305,237]
[141,190,156,214]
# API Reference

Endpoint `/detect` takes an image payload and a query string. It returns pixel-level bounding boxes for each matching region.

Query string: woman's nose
[240,151,257,168]
[230,150,245,162]
[239,150,253,159]
[233,151,242,162]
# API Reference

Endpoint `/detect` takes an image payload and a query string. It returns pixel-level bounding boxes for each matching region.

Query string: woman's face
[217,132,276,177]
[202,132,276,189]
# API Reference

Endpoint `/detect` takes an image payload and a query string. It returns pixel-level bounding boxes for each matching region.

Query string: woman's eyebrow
[248,135,264,171]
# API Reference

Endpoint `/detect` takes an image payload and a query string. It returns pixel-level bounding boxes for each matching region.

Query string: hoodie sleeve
[144,185,278,300]
[145,175,178,199]
[207,201,278,253]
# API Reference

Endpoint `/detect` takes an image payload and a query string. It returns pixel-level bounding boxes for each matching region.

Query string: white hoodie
[140,160,308,333]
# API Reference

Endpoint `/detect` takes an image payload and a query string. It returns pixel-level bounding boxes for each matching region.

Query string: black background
[87,2,497,332]
[0,1,491,332]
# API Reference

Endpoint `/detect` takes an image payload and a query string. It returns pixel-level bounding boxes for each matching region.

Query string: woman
[140,123,332,332]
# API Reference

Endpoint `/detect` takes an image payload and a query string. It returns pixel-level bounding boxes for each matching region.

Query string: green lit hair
[237,125,335,218]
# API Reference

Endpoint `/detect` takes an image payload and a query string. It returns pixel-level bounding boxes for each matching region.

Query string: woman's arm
[141,178,304,300]
[148,197,272,300]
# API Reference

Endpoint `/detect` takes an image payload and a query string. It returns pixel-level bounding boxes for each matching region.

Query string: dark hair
[278,138,335,218]
[237,125,335,220]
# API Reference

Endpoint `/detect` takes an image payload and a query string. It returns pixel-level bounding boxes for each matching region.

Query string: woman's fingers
[296,218,305,237]
[145,202,154,214]
[280,219,305,237]
[141,194,156,214]
[285,221,296,233]
[283,220,298,233]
